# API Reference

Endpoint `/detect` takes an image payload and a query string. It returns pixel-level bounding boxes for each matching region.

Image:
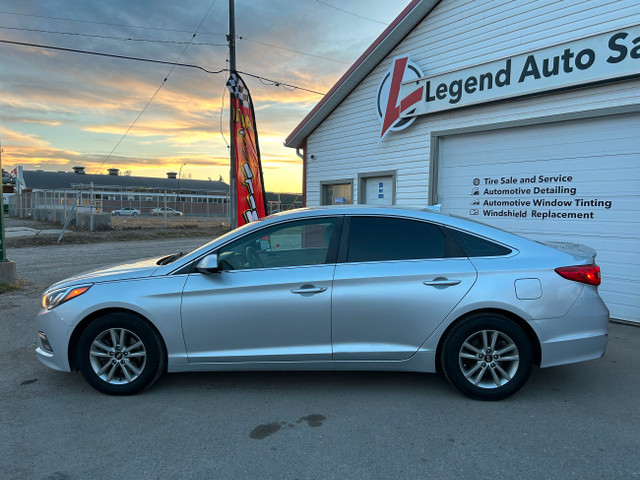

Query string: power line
[234,70,324,95]
[0,38,225,74]
[0,38,326,95]
[0,25,227,46]
[239,37,350,65]
[0,8,226,35]
[93,0,218,174]
[0,24,347,65]
[219,53,230,149]
[314,0,389,25]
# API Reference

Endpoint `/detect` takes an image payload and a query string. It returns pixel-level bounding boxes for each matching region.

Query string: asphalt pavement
[1,236,639,480]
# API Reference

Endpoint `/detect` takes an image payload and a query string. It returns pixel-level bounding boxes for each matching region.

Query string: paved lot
[1,237,639,480]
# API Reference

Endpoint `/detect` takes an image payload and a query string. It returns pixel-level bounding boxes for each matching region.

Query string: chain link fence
[8,189,231,232]
[7,188,302,233]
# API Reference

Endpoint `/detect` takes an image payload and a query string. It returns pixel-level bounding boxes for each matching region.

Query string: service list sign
[399,26,640,118]
[468,174,612,221]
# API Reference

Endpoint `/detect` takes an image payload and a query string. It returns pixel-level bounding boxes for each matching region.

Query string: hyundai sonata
[36,206,609,400]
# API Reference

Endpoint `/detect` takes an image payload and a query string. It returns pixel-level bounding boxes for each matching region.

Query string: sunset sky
[0,0,410,192]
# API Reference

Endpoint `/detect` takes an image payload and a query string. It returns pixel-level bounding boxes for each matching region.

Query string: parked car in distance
[111,207,141,216]
[36,206,609,400]
[151,207,183,216]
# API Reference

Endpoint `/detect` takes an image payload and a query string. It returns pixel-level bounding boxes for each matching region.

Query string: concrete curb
[0,260,18,284]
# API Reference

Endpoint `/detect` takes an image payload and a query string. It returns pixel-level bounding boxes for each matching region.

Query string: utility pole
[228,0,237,229]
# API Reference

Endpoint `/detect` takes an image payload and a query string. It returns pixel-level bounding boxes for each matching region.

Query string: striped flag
[227,73,267,225]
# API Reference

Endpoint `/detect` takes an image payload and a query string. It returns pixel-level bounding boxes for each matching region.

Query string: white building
[285,0,640,323]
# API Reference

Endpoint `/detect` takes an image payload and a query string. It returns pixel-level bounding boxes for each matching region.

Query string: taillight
[555,265,601,286]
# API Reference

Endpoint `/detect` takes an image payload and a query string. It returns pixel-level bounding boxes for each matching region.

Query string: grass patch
[0,279,27,293]
[6,225,230,248]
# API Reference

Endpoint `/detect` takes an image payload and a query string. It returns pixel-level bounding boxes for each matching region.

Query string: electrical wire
[239,37,350,65]
[0,38,225,74]
[0,8,226,35]
[236,70,324,95]
[93,0,218,174]
[0,25,227,46]
[314,0,389,25]
[0,25,347,64]
[0,38,326,95]
[219,53,230,149]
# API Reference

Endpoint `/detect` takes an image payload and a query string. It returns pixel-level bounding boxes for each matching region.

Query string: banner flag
[226,72,267,225]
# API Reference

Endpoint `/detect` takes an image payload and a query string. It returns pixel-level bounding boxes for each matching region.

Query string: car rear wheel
[440,314,533,401]
[76,313,166,395]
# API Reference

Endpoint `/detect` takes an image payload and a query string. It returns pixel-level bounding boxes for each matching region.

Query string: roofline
[284,0,441,149]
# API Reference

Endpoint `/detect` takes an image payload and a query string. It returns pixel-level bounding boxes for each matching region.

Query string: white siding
[306,0,640,206]
[437,113,640,322]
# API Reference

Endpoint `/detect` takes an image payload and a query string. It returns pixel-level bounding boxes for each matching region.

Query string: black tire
[76,312,166,395]
[440,314,533,401]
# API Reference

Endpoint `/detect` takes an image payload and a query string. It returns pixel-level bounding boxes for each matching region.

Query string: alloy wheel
[458,329,520,389]
[89,328,147,384]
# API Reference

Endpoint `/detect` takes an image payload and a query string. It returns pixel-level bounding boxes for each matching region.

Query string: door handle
[423,278,461,287]
[291,285,328,295]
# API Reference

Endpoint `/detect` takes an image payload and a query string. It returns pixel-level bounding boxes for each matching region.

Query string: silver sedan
[35,206,609,400]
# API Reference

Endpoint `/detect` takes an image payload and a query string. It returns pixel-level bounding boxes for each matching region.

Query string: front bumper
[35,308,74,372]
[532,286,609,368]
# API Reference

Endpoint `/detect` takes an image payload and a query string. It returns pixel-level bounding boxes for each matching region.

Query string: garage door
[437,112,640,322]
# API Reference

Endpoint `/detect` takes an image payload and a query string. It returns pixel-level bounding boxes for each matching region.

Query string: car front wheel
[440,314,533,401]
[76,313,166,395]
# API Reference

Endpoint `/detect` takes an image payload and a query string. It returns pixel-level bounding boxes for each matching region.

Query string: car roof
[260,205,528,246]
[164,204,567,276]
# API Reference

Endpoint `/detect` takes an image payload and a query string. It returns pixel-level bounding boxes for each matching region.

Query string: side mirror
[195,254,220,274]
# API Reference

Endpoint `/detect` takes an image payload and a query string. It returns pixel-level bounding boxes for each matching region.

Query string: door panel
[181,265,335,363]
[332,259,476,360]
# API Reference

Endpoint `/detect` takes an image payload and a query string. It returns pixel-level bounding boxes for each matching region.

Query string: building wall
[304,0,640,321]
[306,0,640,206]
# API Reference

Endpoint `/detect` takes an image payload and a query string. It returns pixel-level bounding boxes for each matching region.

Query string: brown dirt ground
[4,216,230,248]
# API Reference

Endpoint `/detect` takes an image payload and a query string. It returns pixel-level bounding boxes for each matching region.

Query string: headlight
[42,284,92,311]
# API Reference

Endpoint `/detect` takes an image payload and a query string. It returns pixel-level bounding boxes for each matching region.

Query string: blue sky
[0,0,409,192]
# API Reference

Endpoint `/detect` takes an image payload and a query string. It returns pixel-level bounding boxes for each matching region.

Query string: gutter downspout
[295,140,307,207]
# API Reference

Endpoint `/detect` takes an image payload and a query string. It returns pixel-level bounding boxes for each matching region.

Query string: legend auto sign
[397,26,640,119]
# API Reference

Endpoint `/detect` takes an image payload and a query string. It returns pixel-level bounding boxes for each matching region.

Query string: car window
[346,216,457,262]
[218,218,337,270]
[446,228,513,257]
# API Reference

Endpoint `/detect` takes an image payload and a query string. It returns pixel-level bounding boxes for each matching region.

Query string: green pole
[0,190,5,262]
[0,145,6,262]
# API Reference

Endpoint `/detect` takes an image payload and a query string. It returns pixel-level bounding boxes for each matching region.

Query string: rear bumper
[531,286,609,368]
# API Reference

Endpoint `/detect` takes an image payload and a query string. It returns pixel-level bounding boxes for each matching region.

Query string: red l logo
[380,57,423,139]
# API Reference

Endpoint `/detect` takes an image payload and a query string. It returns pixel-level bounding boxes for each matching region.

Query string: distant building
[5,166,301,216]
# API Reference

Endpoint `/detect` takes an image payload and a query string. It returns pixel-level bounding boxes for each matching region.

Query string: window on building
[322,182,352,205]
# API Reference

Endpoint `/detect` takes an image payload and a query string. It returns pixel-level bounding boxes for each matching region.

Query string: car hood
[47,257,162,290]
